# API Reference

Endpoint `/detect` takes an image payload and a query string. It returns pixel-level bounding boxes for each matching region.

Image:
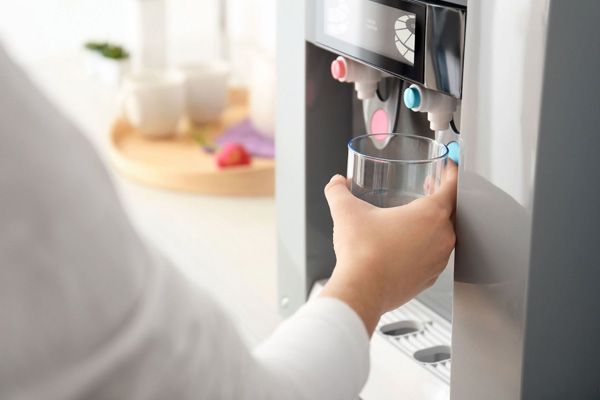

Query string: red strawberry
[215,143,252,168]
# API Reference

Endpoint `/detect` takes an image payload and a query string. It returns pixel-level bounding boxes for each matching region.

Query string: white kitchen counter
[8,48,281,345]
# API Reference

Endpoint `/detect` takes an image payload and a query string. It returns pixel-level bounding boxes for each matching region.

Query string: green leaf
[84,41,129,60]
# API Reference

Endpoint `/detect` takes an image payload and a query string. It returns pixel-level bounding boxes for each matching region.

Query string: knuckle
[427,277,439,288]
[434,264,447,277]
[446,230,457,249]
[439,237,455,258]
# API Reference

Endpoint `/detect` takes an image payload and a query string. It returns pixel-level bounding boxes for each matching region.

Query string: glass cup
[347,133,448,207]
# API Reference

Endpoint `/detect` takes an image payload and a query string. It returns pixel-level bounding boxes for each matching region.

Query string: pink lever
[329,56,381,99]
[370,109,389,136]
[331,58,347,80]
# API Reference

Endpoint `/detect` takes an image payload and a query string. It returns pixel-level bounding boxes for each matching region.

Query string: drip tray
[377,299,452,384]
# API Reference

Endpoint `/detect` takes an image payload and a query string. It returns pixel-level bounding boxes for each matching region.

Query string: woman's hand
[320,162,458,335]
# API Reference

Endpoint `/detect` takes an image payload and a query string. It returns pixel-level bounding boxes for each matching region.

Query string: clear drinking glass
[347,133,448,207]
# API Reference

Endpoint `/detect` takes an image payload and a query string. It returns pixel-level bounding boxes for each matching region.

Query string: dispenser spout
[330,56,382,100]
[403,84,458,131]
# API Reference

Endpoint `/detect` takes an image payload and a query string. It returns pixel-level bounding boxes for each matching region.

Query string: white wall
[0,0,136,63]
[0,0,274,72]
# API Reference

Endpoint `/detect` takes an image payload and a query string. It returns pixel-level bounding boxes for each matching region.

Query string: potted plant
[84,41,130,85]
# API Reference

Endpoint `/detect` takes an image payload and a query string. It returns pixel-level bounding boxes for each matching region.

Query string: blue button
[403,87,421,109]
[447,141,460,165]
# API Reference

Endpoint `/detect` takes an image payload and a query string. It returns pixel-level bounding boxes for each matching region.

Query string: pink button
[370,109,389,138]
[331,59,346,80]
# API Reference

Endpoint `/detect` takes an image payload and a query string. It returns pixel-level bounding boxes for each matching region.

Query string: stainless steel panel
[520,0,600,397]
[450,0,547,397]
[276,1,309,316]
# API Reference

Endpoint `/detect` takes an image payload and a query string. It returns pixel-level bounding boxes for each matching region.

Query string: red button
[331,58,346,80]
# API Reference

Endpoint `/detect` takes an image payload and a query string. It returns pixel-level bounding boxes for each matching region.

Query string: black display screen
[324,0,417,65]
[314,0,426,83]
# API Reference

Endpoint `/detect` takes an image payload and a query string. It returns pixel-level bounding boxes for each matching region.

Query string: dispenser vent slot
[377,299,452,383]
[414,345,451,364]
[380,320,423,336]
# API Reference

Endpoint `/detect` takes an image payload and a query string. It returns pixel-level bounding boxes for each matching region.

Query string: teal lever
[447,141,460,165]
[403,86,421,109]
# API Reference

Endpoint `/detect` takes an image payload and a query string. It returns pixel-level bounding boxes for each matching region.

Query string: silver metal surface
[450,0,550,396]
[450,0,600,398]
[424,4,466,98]
[276,1,310,317]
[519,0,600,397]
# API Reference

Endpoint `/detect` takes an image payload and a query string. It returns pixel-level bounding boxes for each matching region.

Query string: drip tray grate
[377,299,452,384]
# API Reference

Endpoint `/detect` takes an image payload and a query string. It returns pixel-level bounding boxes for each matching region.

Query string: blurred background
[0,0,275,82]
[0,0,280,344]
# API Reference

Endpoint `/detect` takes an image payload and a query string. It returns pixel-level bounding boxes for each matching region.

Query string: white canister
[132,0,167,71]
[179,62,230,124]
[249,52,275,137]
[121,70,185,138]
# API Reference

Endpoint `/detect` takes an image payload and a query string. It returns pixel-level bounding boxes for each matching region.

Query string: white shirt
[0,45,370,400]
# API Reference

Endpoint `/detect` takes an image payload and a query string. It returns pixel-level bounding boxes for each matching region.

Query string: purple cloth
[215,119,275,158]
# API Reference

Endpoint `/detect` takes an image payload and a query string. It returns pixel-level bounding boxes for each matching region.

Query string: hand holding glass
[347,134,448,207]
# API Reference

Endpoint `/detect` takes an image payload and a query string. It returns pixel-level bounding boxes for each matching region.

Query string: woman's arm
[0,43,455,400]
[0,44,368,400]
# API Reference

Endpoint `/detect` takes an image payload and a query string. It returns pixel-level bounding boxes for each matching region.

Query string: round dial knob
[403,86,421,109]
[330,58,347,80]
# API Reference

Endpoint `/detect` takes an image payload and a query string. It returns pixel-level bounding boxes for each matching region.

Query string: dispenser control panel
[308,0,466,98]
[324,0,418,66]
[314,0,426,83]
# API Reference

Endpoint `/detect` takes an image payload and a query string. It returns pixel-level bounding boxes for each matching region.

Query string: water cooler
[276,0,600,398]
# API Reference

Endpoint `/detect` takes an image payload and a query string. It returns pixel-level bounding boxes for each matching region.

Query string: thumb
[429,160,458,216]
[324,175,360,220]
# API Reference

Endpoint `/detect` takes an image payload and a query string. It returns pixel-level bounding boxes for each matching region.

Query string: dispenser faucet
[330,56,382,100]
[403,84,458,132]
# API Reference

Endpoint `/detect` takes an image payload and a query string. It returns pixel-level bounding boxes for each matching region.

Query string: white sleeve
[0,44,370,400]
[255,297,370,399]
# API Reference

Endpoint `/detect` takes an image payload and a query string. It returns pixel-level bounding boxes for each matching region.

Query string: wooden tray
[108,91,274,196]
